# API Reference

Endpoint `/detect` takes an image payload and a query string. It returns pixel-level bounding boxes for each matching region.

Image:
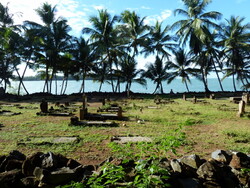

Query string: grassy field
[0,94,249,165]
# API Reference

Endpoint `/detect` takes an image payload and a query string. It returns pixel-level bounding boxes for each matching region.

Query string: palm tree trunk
[184,80,190,92]
[54,74,57,95]
[63,77,68,95]
[160,82,164,94]
[232,74,237,92]
[153,82,160,94]
[212,59,224,92]
[14,65,29,95]
[201,69,210,93]
[60,77,65,95]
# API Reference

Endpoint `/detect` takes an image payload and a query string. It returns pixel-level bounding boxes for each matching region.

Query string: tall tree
[24,3,72,93]
[83,10,118,92]
[143,56,169,94]
[220,16,250,91]
[168,48,198,92]
[172,0,222,93]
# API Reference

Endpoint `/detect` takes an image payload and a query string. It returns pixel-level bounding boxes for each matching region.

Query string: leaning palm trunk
[201,69,210,93]
[60,77,66,95]
[63,77,68,95]
[14,65,29,96]
[153,82,160,94]
[212,58,224,92]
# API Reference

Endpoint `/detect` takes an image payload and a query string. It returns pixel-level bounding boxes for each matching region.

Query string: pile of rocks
[0,149,249,187]
[0,150,94,187]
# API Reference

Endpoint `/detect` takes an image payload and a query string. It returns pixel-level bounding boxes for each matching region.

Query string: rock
[177,178,202,188]
[5,160,23,171]
[67,159,81,169]
[70,116,79,125]
[211,150,232,164]
[229,152,250,169]
[9,150,26,161]
[197,160,220,181]
[41,152,57,170]
[40,99,48,113]
[171,159,183,174]
[22,152,44,176]
[180,154,203,169]
[34,166,84,186]
[0,169,24,188]
[20,177,39,187]
[202,181,221,188]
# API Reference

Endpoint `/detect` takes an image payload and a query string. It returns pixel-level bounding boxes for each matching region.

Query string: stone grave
[79,95,125,121]
[193,96,197,104]
[0,110,21,116]
[237,100,246,117]
[183,94,186,101]
[111,136,152,144]
[17,136,80,146]
[37,99,73,116]
[69,116,118,127]
[229,97,242,103]
[242,93,249,105]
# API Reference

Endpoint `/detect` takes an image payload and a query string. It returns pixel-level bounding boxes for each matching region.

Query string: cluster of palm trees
[0,0,249,96]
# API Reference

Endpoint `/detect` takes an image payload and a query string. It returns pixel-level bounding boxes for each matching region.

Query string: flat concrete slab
[111,136,152,144]
[0,110,21,116]
[17,136,80,145]
[70,121,118,127]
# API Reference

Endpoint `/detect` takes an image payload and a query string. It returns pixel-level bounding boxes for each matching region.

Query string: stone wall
[0,149,249,187]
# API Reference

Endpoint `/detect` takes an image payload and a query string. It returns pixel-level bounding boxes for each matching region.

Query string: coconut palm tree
[119,55,146,96]
[143,56,169,94]
[168,48,198,92]
[72,37,98,93]
[24,3,72,93]
[143,21,176,59]
[172,0,222,54]
[121,10,150,58]
[83,9,119,92]
[220,16,250,91]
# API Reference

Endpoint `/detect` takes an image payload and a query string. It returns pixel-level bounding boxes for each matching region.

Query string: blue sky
[2,0,250,37]
[2,0,250,75]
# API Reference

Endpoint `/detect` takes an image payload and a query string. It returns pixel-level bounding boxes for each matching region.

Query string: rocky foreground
[0,149,249,187]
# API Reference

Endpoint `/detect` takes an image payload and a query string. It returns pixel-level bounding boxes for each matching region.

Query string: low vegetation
[0,95,249,163]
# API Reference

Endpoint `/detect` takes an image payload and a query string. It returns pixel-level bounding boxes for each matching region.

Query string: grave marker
[237,100,245,117]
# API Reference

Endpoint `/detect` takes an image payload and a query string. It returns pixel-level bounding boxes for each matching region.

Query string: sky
[2,0,250,75]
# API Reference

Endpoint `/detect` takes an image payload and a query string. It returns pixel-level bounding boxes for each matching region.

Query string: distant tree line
[0,0,249,95]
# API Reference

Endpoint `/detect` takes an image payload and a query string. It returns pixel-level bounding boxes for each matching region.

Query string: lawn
[0,94,249,165]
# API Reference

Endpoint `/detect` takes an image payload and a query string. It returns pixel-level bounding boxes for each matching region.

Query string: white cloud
[141,6,151,10]
[92,5,106,10]
[0,0,93,36]
[144,9,172,25]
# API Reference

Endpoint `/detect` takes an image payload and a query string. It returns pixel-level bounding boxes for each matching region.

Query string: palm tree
[143,56,169,94]
[119,55,146,96]
[72,37,97,93]
[83,9,118,92]
[143,21,176,59]
[220,16,250,91]
[121,10,149,58]
[24,3,72,93]
[168,48,198,92]
[172,0,222,54]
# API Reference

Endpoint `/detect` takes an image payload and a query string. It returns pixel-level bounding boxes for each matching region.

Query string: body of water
[7,78,243,95]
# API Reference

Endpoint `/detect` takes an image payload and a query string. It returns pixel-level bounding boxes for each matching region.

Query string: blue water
[7,78,243,95]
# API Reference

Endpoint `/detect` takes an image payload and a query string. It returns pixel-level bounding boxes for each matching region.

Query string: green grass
[0,96,249,161]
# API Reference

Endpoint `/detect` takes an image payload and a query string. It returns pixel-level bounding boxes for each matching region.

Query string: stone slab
[111,136,152,144]
[71,121,117,127]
